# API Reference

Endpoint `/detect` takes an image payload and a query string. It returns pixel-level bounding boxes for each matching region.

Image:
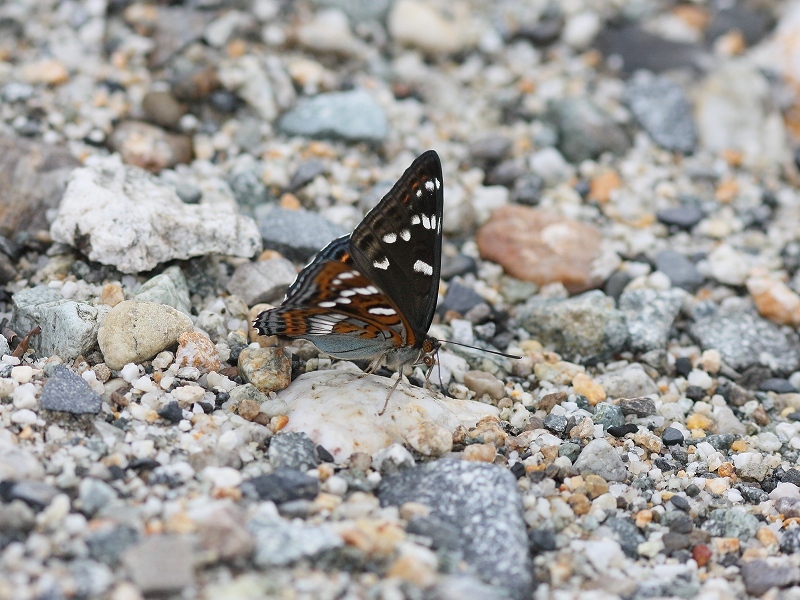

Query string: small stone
[277,90,387,143]
[477,207,615,293]
[608,423,638,438]
[406,422,453,457]
[387,0,477,55]
[122,535,195,594]
[595,364,658,399]
[97,301,194,370]
[158,400,183,423]
[237,398,261,421]
[243,468,319,504]
[759,378,797,394]
[584,474,609,499]
[86,525,139,566]
[747,275,800,327]
[269,431,320,471]
[133,266,191,315]
[656,205,704,230]
[462,443,496,463]
[662,427,685,446]
[194,506,255,562]
[619,288,685,353]
[255,207,347,262]
[572,373,606,405]
[574,439,627,482]
[7,480,59,510]
[108,121,192,173]
[692,544,712,567]
[463,371,504,401]
[547,98,631,163]
[175,332,220,374]
[238,346,291,393]
[248,514,342,567]
[740,559,800,596]
[101,283,125,307]
[40,364,102,414]
[654,250,704,292]
[616,396,657,417]
[78,478,118,516]
[36,300,110,361]
[544,414,568,435]
[593,403,625,430]
[142,90,186,129]
[226,258,298,306]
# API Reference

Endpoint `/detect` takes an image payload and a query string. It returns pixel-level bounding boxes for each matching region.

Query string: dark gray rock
[517,291,627,363]
[616,396,657,417]
[662,427,685,446]
[278,90,387,143]
[547,98,631,163]
[622,72,696,153]
[287,159,326,192]
[781,528,800,553]
[604,517,645,557]
[593,403,625,430]
[7,480,59,510]
[690,309,800,375]
[619,288,685,353]
[544,413,568,435]
[740,559,800,596]
[39,364,102,414]
[438,280,486,316]
[759,378,797,394]
[468,134,512,163]
[775,496,800,518]
[656,205,704,230]
[255,206,347,262]
[268,432,320,471]
[378,459,531,600]
[594,24,705,74]
[242,468,319,504]
[654,250,704,292]
[158,401,183,423]
[78,478,118,516]
[0,500,35,539]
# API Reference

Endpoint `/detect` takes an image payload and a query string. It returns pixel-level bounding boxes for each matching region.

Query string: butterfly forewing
[348,150,443,340]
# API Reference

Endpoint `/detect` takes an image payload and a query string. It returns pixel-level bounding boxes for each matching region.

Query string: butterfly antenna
[441,339,521,359]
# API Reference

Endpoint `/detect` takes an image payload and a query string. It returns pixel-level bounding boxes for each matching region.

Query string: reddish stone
[476,206,604,293]
[692,544,712,567]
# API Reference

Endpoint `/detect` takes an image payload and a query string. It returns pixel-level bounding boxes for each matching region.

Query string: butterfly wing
[254,236,413,359]
[348,150,444,342]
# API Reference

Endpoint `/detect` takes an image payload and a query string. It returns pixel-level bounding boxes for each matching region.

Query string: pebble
[378,459,531,599]
[50,155,261,274]
[747,274,800,327]
[595,364,658,400]
[107,121,192,173]
[477,206,613,293]
[387,0,476,55]
[654,250,704,292]
[574,439,627,482]
[619,288,685,353]
[547,98,631,163]
[243,468,319,504]
[248,512,342,567]
[142,90,186,129]
[517,291,627,363]
[133,266,191,316]
[122,536,195,594]
[662,428,685,446]
[238,346,291,393]
[40,365,101,414]
[269,431,320,471]
[97,301,194,370]
[463,371,505,401]
[740,559,800,596]
[175,332,221,374]
[656,205,704,230]
[278,90,387,143]
[593,403,624,430]
[255,207,347,262]
[226,258,297,306]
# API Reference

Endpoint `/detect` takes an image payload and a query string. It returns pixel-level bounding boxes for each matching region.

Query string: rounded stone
[175,331,221,374]
[97,300,194,370]
[463,371,505,401]
[237,346,292,393]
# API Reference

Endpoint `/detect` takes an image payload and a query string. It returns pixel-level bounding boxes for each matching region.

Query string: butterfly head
[420,335,440,369]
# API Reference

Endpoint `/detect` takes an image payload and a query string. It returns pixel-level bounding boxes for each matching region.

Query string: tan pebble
[746,275,800,327]
[730,440,748,453]
[588,170,621,203]
[387,554,437,587]
[468,416,507,447]
[714,537,739,555]
[237,398,260,421]
[463,370,505,401]
[238,346,291,393]
[635,509,653,528]
[22,59,69,85]
[476,206,606,293]
[569,416,594,439]
[312,493,342,513]
[672,4,709,30]
[686,413,714,431]
[584,474,609,499]
[340,519,404,556]
[280,193,301,209]
[176,331,221,374]
[572,373,606,405]
[751,404,770,426]
[538,391,567,412]
[406,422,452,457]
[715,179,739,203]
[92,363,111,383]
[107,121,192,173]
[316,463,335,482]
[399,502,431,521]
[165,511,196,534]
[632,429,663,453]
[567,493,591,516]
[270,414,289,432]
[18,427,34,440]
[756,526,779,551]
[717,462,735,478]
[534,361,585,385]
[463,443,496,463]
[705,477,730,495]
[715,30,746,56]
[213,487,242,501]
[254,413,271,427]
[101,283,125,307]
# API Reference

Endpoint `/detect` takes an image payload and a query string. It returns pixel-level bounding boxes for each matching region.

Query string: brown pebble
[717,462,735,478]
[692,544,712,567]
[172,66,221,101]
[463,443,497,463]
[254,413,272,427]
[584,474,608,499]
[92,363,111,383]
[110,386,131,408]
[237,398,261,421]
[142,90,186,129]
[476,206,605,293]
[538,391,567,412]
[751,404,770,426]
[101,283,125,307]
[108,120,192,173]
[175,331,221,374]
[567,493,591,516]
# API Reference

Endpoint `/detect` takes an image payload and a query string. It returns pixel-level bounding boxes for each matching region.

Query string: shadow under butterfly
[254,150,519,414]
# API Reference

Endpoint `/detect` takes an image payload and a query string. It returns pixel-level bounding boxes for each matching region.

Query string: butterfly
[254,150,444,412]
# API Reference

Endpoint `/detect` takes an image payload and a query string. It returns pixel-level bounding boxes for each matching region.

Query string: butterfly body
[254,150,444,383]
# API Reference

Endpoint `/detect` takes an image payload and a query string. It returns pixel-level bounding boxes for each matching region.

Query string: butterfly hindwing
[348,150,443,340]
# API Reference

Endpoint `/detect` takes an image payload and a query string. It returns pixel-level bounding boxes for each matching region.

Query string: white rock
[120,364,141,383]
[770,482,800,501]
[756,431,783,452]
[687,369,713,390]
[0,378,17,399]
[563,11,601,49]
[50,155,261,274]
[11,408,37,425]
[296,9,362,55]
[529,147,573,185]
[388,0,477,55]
[276,370,499,462]
[12,383,37,409]
[82,370,105,395]
[202,466,242,488]
[172,385,206,406]
[152,351,174,370]
[373,443,416,473]
[322,475,348,496]
[703,244,751,286]
[11,365,33,384]
[471,186,509,225]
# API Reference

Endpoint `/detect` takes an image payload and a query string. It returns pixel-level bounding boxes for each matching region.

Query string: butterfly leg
[378,373,403,416]
[360,353,387,378]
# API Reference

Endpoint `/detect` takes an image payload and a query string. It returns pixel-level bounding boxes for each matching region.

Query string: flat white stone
[277,369,499,463]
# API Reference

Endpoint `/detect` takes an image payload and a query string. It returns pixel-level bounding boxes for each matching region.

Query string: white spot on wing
[339,272,356,279]
[373,257,390,270]
[413,260,433,276]
[340,290,356,297]
[318,301,336,308]
[430,215,437,229]
[382,233,397,243]
[421,214,432,229]
[434,178,441,190]
[416,189,423,198]
[411,215,421,225]
[368,307,396,316]
[400,229,411,241]
[335,297,351,304]
[425,180,435,191]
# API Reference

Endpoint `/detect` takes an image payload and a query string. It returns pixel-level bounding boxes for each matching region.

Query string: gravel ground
[2,1,800,599]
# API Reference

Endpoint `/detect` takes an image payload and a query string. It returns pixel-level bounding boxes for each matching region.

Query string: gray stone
[517,291,628,363]
[50,155,261,274]
[278,90,387,143]
[603,517,645,557]
[622,71,696,153]
[40,364,102,414]
[10,285,64,339]
[255,206,347,262]
[87,525,140,566]
[69,559,113,598]
[248,514,342,566]
[619,288,685,353]
[574,439,627,482]
[656,205,704,230]
[595,364,658,400]
[700,507,760,540]
[133,266,191,315]
[226,258,298,306]
[593,403,625,429]
[690,308,800,375]
[36,300,109,360]
[122,535,195,594]
[310,0,391,22]
[268,431,320,471]
[377,459,532,600]
[544,413,568,434]
[97,300,194,370]
[0,500,35,536]
[547,98,631,163]
[78,478,118,516]
[740,559,800,596]
[0,444,44,480]
[8,480,59,509]
[242,468,319,504]
[654,250,704,292]
[616,396,657,417]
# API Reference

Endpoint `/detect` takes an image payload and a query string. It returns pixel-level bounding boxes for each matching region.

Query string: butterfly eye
[423,355,435,368]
